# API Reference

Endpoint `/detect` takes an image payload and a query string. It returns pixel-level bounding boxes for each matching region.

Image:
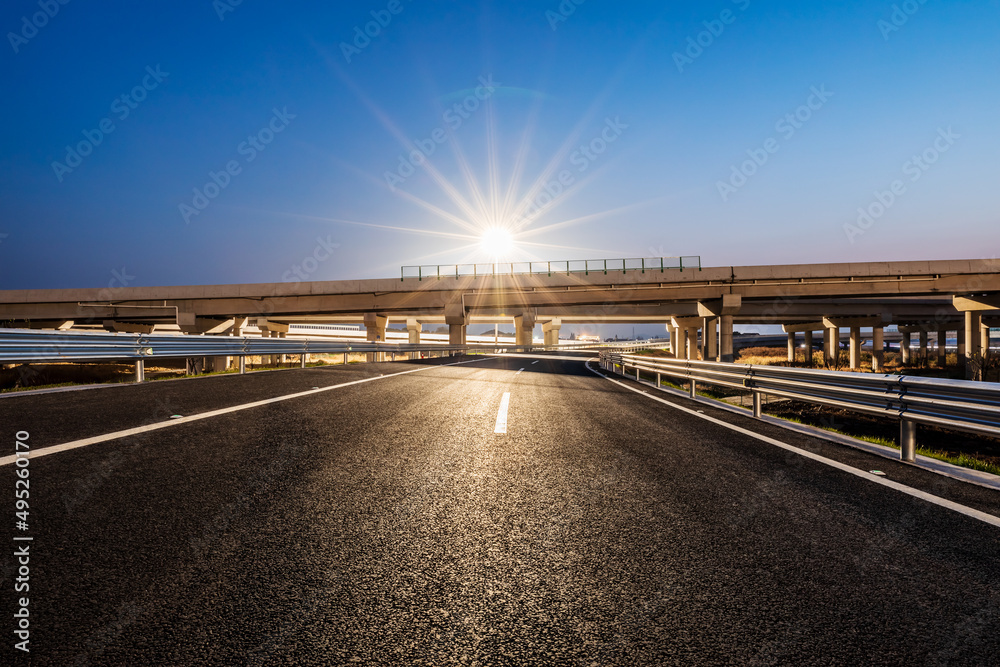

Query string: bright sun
[480,227,515,261]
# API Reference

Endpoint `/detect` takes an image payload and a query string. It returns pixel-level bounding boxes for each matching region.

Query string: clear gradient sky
[1,0,998,294]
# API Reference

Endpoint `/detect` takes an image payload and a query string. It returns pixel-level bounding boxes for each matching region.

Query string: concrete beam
[102,320,155,334]
[782,322,825,334]
[697,294,742,317]
[253,318,289,334]
[953,294,1000,311]
[179,314,234,335]
[670,316,703,329]
[822,316,889,329]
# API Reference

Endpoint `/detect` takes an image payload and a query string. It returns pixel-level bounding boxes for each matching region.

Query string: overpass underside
[2,258,998,378]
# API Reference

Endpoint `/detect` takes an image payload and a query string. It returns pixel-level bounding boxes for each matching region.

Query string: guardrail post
[134,359,145,383]
[238,356,246,374]
[656,372,661,388]
[635,366,640,381]
[300,354,307,368]
[752,391,762,418]
[900,420,917,462]
[689,379,696,398]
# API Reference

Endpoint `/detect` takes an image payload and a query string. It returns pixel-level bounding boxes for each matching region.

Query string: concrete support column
[698,317,714,361]
[719,315,734,363]
[676,328,688,360]
[982,323,991,356]
[958,329,966,375]
[900,332,911,365]
[918,330,928,366]
[406,318,421,360]
[937,329,947,366]
[872,326,884,373]
[787,332,795,362]
[542,318,562,348]
[448,323,466,347]
[364,313,387,363]
[278,331,287,365]
[965,311,982,380]
[686,328,699,360]
[705,318,717,361]
[514,314,535,350]
[849,327,861,370]
[823,326,838,367]
[803,331,813,366]
[231,316,245,372]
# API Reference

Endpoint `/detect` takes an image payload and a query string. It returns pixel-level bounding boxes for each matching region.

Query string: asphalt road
[3,355,1000,665]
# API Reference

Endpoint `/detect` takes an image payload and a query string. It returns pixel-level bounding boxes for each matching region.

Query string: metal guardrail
[0,329,665,383]
[401,256,701,281]
[600,352,1000,462]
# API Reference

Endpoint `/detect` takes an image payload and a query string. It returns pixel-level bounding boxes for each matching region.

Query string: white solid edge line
[0,357,493,467]
[531,360,539,364]
[494,392,511,434]
[585,360,1000,530]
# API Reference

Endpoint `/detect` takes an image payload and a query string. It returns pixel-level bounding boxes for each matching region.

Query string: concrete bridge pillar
[900,332,911,365]
[872,326,884,372]
[919,330,929,366]
[849,327,861,370]
[445,305,469,355]
[696,296,739,363]
[514,314,535,349]
[982,323,991,356]
[787,332,795,362]
[937,329,947,366]
[542,318,562,347]
[958,328,966,375]
[364,313,387,362]
[407,318,421,359]
[686,327,700,360]
[803,330,813,366]
[719,315,734,363]
[675,328,687,360]
[704,318,717,361]
[823,326,838,367]
[965,311,982,380]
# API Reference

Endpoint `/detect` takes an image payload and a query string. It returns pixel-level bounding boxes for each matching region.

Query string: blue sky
[1,0,999,294]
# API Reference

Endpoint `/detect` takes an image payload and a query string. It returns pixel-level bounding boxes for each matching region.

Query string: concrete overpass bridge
[2,258,998,377]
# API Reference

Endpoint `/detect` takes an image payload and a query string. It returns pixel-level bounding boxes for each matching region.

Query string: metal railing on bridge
[401,256,701,281]
[600,351,1000,463]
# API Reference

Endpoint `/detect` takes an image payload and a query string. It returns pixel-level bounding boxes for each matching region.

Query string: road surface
[3,355,999,665]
